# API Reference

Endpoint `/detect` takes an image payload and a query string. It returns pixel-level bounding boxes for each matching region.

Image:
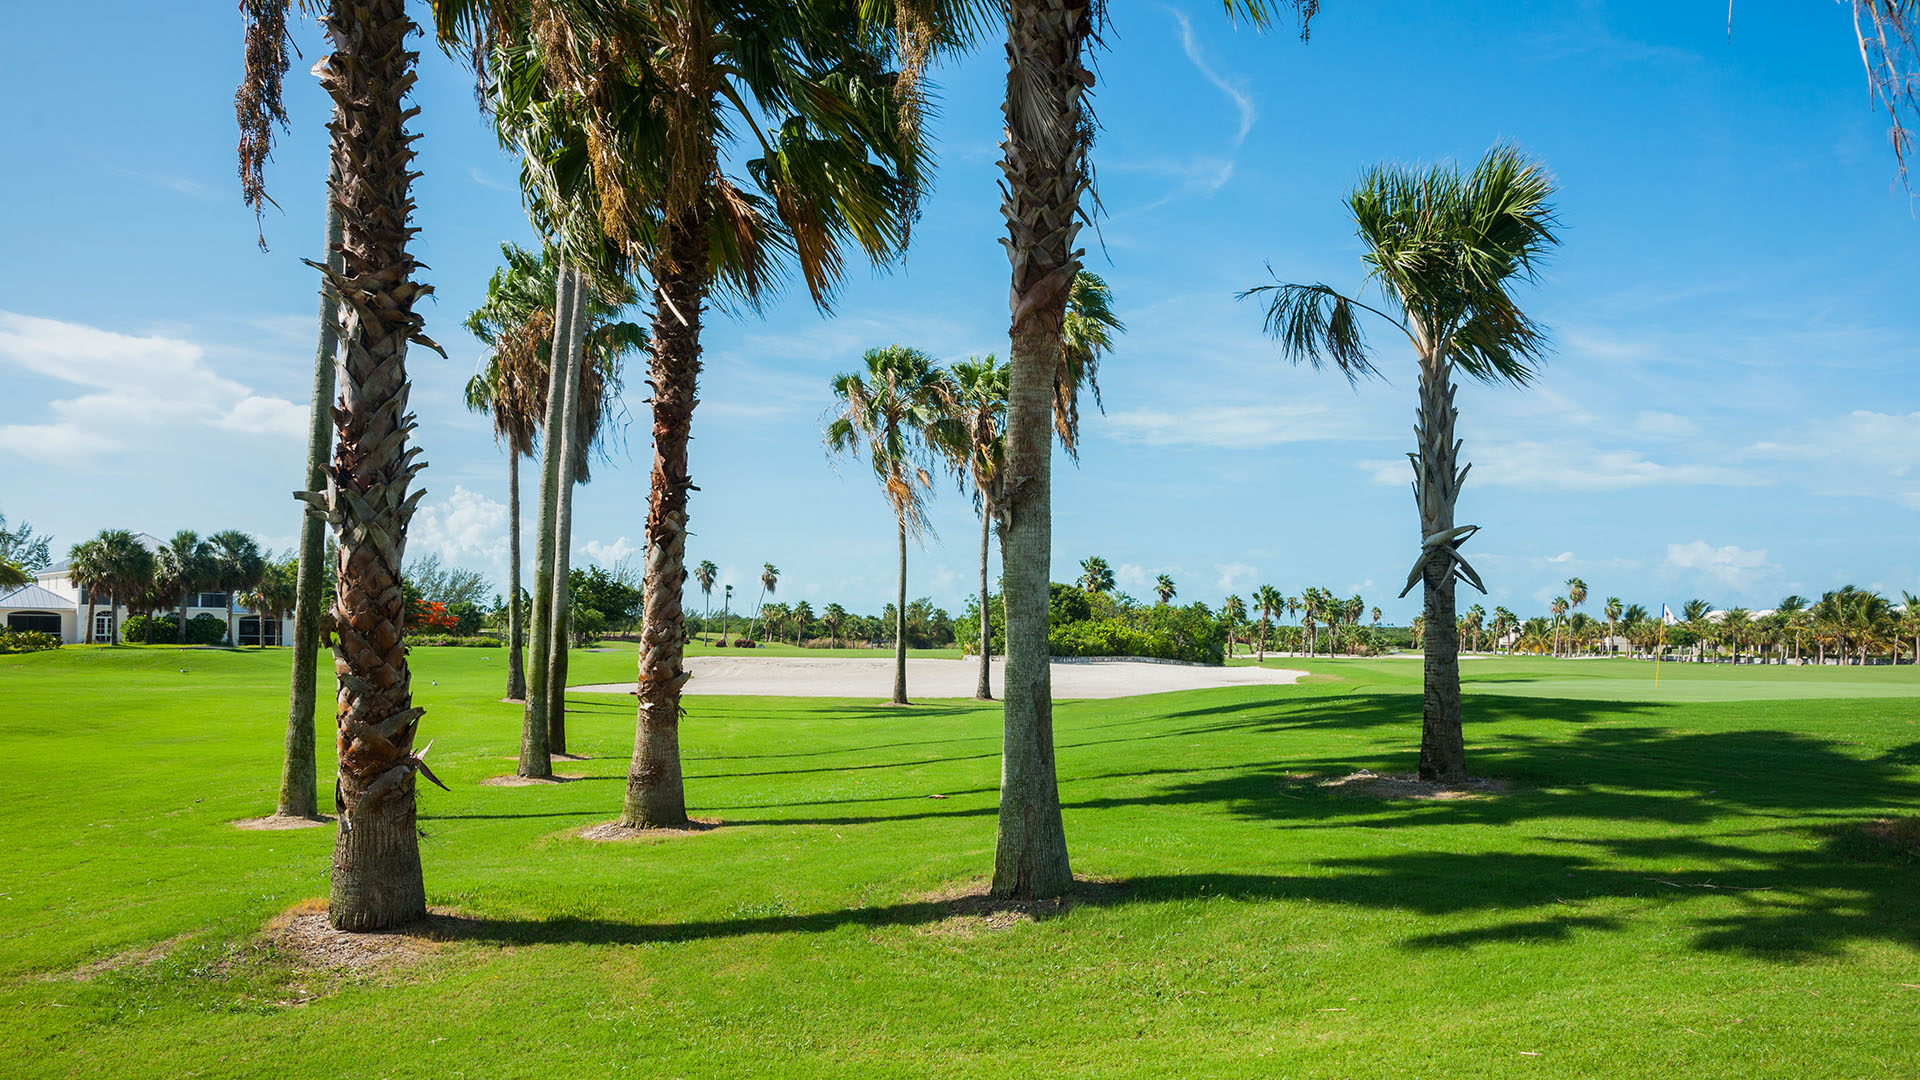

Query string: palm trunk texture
[894,515,909,704]
[280,162,344,820]
[976,507,993,700]
[1413,351,1468,782]
[505,449,527,701]
[623,214,708,830]
[315,0,433,931]
[521,259,575,779]
[545,265,589,756]
[990,0,1089,902]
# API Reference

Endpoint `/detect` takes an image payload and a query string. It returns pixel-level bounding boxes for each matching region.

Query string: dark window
[193,592,229,609]
[238,617,280,647]
[7,612,61,635]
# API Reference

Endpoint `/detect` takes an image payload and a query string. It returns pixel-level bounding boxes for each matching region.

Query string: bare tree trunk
[280,162,343,820]
[545,265,589,756]
[894,515,909,704]
[976,506,993,700]
[317,0,431,930]
[1413,349,1468,783]
[520,258,575,779]
[623,213,708,830]
[504,449,527,701]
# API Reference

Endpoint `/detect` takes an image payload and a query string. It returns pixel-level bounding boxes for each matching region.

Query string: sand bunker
[572,656,1308,700]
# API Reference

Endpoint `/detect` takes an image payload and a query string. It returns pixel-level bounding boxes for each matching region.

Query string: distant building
[0,532,281,645]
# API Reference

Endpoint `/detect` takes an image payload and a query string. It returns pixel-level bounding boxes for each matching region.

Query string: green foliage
[0,629,59,654]
[569,607,607,646]
[1048,582,1092,626]
[403,634,502,648]
[122,614,180,645]
[0,512,53,572]
[183,613,227,646]
[569,565,643,631]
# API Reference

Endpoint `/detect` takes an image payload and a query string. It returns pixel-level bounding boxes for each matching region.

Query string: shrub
[405,634,502,648]
[406,599,462,636]
[569,607,607,646]
[733,638,758,649]
[184,613,228,646]
[0,629,61,654]
[122,614,180,645]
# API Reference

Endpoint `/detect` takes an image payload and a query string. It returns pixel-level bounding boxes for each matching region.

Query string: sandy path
[572,656,1309,700]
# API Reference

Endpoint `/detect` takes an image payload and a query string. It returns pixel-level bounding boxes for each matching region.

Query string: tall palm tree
[990,0,1317,901]
[1285,595,1301,655]
[1564,577,1587,653]
[1245,146,1560,781]
[827,346,961,706]
[1254,585,1282,661]
[1603,596,1623,657]
[156,532,212,649]
[694,560,719,643]
[750,563,780,643]
[70,531,154,646]
[208,531,266,649]
[64,538,104,645]
[1550,596,1569,658]
[484,2,956,833]
[1078,556,1115,595]
[1155,575,1177,606]
[947,355,1009,700]
[1221,594,1247,657]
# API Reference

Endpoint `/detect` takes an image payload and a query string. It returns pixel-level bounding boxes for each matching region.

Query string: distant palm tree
[1565,578,1588,653]
[1603,596,1623,656]
[1682,599,1713,662]
[1722,608,1753,664]
[1285,595,1302,655]
[65,538,107,645]
[944,355,1009,700]
[1465,604,1486,654]
[790,600,814,646]
[694,561,719,644]
[1244,145,1560,781]
[1155,575,1177,606]
[241,559,298,647]
[1221,594,1247,657]
[827,345,960,705]
[1901,591,1920,665]
[822,603,848,650]
[1370,606,1381,627]
[1077,556,1114,595]
[1777,595,1810,662]
[1550,596,1569,658]
[750,563,780,643]
[156,531,212,646]
[208,531,266,648]
[72,530,156,646]
[1492,606,1518,655]
[1254,585,1283,661]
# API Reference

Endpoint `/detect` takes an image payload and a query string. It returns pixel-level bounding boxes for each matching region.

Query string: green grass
[3,645,1918,1078]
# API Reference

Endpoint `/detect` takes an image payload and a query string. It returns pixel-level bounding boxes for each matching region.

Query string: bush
[1048,618,1223,665]
[122,614,180,644]
[569,607,607,646]
[0,629,61,654]
[184,613,228,645]
[405,634,502,648]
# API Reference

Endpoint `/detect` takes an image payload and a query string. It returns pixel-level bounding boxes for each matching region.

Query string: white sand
[572,656,1309,700]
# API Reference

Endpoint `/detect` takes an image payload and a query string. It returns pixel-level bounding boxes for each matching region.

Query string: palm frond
[1237,280,1381,383]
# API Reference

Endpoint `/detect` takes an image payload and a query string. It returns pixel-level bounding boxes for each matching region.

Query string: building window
[193,592,229,609]
[94,612,113,641]
[6,612,61,635]
[239,617,281,647]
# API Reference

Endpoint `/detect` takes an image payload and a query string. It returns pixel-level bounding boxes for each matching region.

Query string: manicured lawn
[2,646,1917,1078]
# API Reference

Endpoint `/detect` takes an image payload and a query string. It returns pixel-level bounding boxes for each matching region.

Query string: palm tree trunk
[894,515,910,705]
[545,266,589,756]
[227,597,236,648]
[179,592,190,645]
[109,590,119,645]
[504,449,527,701]
[316,0,432,931]
[280,162,343,820]
[623,214,709,830]
[1413,349,1468,783]
[976,505,993,700]
[521,258,575,779]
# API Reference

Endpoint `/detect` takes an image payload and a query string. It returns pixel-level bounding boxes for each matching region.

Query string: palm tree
[827,346,961,706]
[1550,596,1569,658]
[790,600,814,647]
[947,355,1009,700]
[1285,595,1302,655]
[1055,272,1125,460]
[1244,146,1561,781]
[1683,599,1713,662]
[208,532,266,649]
[65,539,106,645]
[750,564,780,643]
[1492,606,1518,655]
[1078,556,1115,595]
[1901,592,1920,665]
[69,531,154,646]
[156,532,212,649]
[1465,604,1486,654]
[1155,575,1177,606]
[693,561,720,644]
[1221,594,1247,657]
[1778,595,1810,662]
[1254,585,1283,661]
[1722,608,1753,664]
[1603,596,1623,657]
[1564,577,1587,653]
[990,0,1317,902]
[241,559,298,647]
[822,603,848,650]
[494,3,952,833]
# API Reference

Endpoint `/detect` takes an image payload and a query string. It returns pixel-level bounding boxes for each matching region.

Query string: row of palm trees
[1218,585,1383,660]
[64,529,283,647]
[236,1,1918,927]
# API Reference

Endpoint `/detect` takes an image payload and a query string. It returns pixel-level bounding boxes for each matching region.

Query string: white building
[0,532,282,645]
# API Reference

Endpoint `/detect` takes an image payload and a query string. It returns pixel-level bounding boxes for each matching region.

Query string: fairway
[3,646,1918,1078]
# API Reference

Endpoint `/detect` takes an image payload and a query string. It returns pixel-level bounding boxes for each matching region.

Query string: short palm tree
[1900,591,1920,665]
[1155,574,1177,606]
[1244,146,1560,781]
[694,561,719,644]
[790,600,814,646]
[827,346,960,706]
[1078,556,1115,595]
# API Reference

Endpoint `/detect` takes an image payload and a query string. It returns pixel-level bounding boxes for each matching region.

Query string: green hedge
[0,629,61,654]
[406,635,504,648]
[122,614,178,644]
[1048,613,1224,666]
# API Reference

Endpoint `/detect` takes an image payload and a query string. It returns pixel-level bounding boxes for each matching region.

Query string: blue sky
[1,1,1915,622]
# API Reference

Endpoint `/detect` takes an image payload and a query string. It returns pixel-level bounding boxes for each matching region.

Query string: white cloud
[1104,403,1346,449]
[1634,410,1698,438]
[1361,440,1761,492]
[0,312,303,462]
[1545,551,1575,564]
[1663,540,1779,587]
[581,536,637,565]
[1749,410,1920,508]
[1170,9,1256,146]
[410,485,509,566]
[1215,562,1258,591]
[1115,562,1149,592]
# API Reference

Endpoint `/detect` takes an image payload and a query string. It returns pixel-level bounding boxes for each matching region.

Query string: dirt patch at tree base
[233,814,334,830]
[576,819,722,842]
[259,899,462,971]
[54,935,192,981]
[1862,816,1920,856]
[1289,769,1511,800]
[481,773,587,787]
[913,877,1125,938]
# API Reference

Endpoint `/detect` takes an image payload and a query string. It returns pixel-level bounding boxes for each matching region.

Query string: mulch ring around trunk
[259,900,464,972]
[912,877,1125,938]
[1285,769,1511,801]
[232,814,334,830]
[575,819,722,842]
